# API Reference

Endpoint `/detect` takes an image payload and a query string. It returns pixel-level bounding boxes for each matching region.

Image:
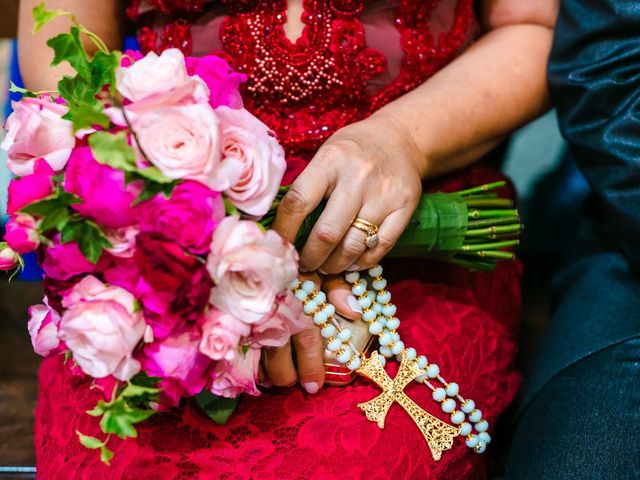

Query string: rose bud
[0,243,22,271]
[4,214,40,254]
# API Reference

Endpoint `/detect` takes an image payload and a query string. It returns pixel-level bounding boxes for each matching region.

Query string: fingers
[273,163,330,243]
[323,275,361,321]
[292,327,325,394]
[264,340,297,387]
[354,207,414,268]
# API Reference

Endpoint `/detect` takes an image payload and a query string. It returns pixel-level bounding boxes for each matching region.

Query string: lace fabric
[34,2,522,478]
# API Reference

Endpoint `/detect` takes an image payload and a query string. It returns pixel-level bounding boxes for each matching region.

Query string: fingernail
[347,295,363,313]
[347,264,361,272]
[302,381,319,394]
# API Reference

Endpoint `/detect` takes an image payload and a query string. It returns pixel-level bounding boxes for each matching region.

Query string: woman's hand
[273,114,424,274]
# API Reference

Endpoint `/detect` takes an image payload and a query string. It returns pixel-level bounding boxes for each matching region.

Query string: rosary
[291,264,491,461]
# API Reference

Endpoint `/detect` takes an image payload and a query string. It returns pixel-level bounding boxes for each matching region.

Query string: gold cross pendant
[356,351,460,461]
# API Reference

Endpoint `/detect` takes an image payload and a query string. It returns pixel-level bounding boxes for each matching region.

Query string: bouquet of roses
[1,3,523,464]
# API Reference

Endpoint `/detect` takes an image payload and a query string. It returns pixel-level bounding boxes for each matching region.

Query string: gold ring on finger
[351,217,379,249]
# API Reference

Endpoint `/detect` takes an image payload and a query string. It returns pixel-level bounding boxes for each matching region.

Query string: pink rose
[7,159,54,215]
[4,214,40,254]
[64,147,142,228]
[215,107,286,217]
[140,181,224,254]
[185,55,246,109]
[105,226,139,258]
[27,299,62,357]
[207,216,299,324]
[116,48,205,103]
[1,96,75,176]
[59,276,146,381]
[199,309,250,361]
[210,347,261,398]
[0,244,20,271]
[141,329,210,397]
[42,236,108,280]
[250,291,309,348]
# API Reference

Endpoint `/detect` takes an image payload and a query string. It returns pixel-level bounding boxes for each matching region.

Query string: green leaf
[224,198,239,216]
[57,75,101,107]
[39,207,69,232]
[60,219,112,264]
[120,383,161,400]
[76,431,103,450]
[9,81,36,98]
[130,178,177,206]
[194,391,240,425]
[100,445,114,465]
[32,2,70,33]
[47,27,91,81]
[89,131,137,172]
[137,167,173,184]
[90,50,120,91]
[63,103,110,131]
[20,190,81,234]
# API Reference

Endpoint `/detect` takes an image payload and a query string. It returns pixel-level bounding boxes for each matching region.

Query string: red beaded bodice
[127,0,478,159]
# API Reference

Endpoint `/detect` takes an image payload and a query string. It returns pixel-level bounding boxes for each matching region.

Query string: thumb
[323,275,362,321]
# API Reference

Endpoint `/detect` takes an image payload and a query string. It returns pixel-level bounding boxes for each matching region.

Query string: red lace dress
[34,1,522,479]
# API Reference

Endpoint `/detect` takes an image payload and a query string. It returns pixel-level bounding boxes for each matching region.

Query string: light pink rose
[250,291,309,348]
[207,216,299,325]
[210,346,261,398]
[59,276,146,381]
[1,97,75,176]
[131,103,242,189]
[199,309,250,361]
[4,214,40,254]
[116,48,206,103]
[215,107,286,217]
[0,244,20,271]
[105,226,139,259]
[27,299,62,357]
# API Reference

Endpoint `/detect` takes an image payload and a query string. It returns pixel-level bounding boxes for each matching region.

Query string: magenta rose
[209,346,261,398]
[207,216,299,325]
[7,159,54,215]
[215,107,286,217]
[250,291,309,348]
[141,329,210,397]
[140,181,224,254]
[1,96,75,176]
[64,147,142,228]
[185,55,246,109]
[199,309,250,361]
[59,276,146,381]
[0,244,20,271]
[4,214,40,254]
[27,299,62,357]
[42,235,108,280]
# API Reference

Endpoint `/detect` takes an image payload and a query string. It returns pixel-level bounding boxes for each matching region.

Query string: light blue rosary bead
[465,435,480,449]
[337,330,352,342]
[426,364,440,378]
[368,265,383,277]
[290,279,301,290]
[358,296,373,309]
[377,355,387,367]
[385,317,400,331]
[432,388,447,402]
[475,420,489,433]
[382,304,397,317]
[459,423,473,437]
[377,316,387,327]
[415,373,428,383]
[441,398,456,413]
[302,280,315,293]
[314,291,327,305]
[371,303,381,314]
[391,341,405,355]
[313,308,329,325]
[303,300,318,315]
[368,321,384,335]
[376,290,391,304]
[372,278,387,291]
[379,331,392,346]
[347,355,361,371]
[461,399,475,414]
[321,324,337,338]
[324,303,336,317]
[475,442,487,454]
[327,338,342,352]
[351,280,367,296]
[451,411,465,425]
[379,345,393,358]
[337,348,352,364]
[405,347,417,360]
[478,432,491,445]
[390,332,400,343]
[295,289,309,301]
[363,309,378,322]
[345,271,360,283]
[417,356,428,369]
[468,409,482,423]
[446,383,459,397]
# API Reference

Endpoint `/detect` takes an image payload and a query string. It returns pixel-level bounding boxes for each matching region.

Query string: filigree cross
[356,351,460,461]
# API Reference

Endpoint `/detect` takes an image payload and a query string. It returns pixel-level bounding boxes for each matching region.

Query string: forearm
[18,0,122,92]
[372,24,554,179]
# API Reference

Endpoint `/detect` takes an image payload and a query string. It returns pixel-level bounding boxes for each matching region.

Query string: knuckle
[314,223,342,246]
[376,234,395,252]
[295,329,323,352]
[279,187,309,215]
[342,235,365,258]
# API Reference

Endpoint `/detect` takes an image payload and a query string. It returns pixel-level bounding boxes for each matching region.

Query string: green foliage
[32,2,70,33]
[20,188,81,233]
[48,27,92,81]
[9,81,37,98]
[100,445,114,465]
[62,104,110,131]
[77,431,103,450]
[195,391,240,425]
[60,219,112,264]
[89,131,137,171]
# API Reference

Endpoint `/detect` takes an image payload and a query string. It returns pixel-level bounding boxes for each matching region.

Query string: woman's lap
[35,261,522,480]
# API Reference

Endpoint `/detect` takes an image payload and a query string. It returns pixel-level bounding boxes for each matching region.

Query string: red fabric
[35,1,522,479]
